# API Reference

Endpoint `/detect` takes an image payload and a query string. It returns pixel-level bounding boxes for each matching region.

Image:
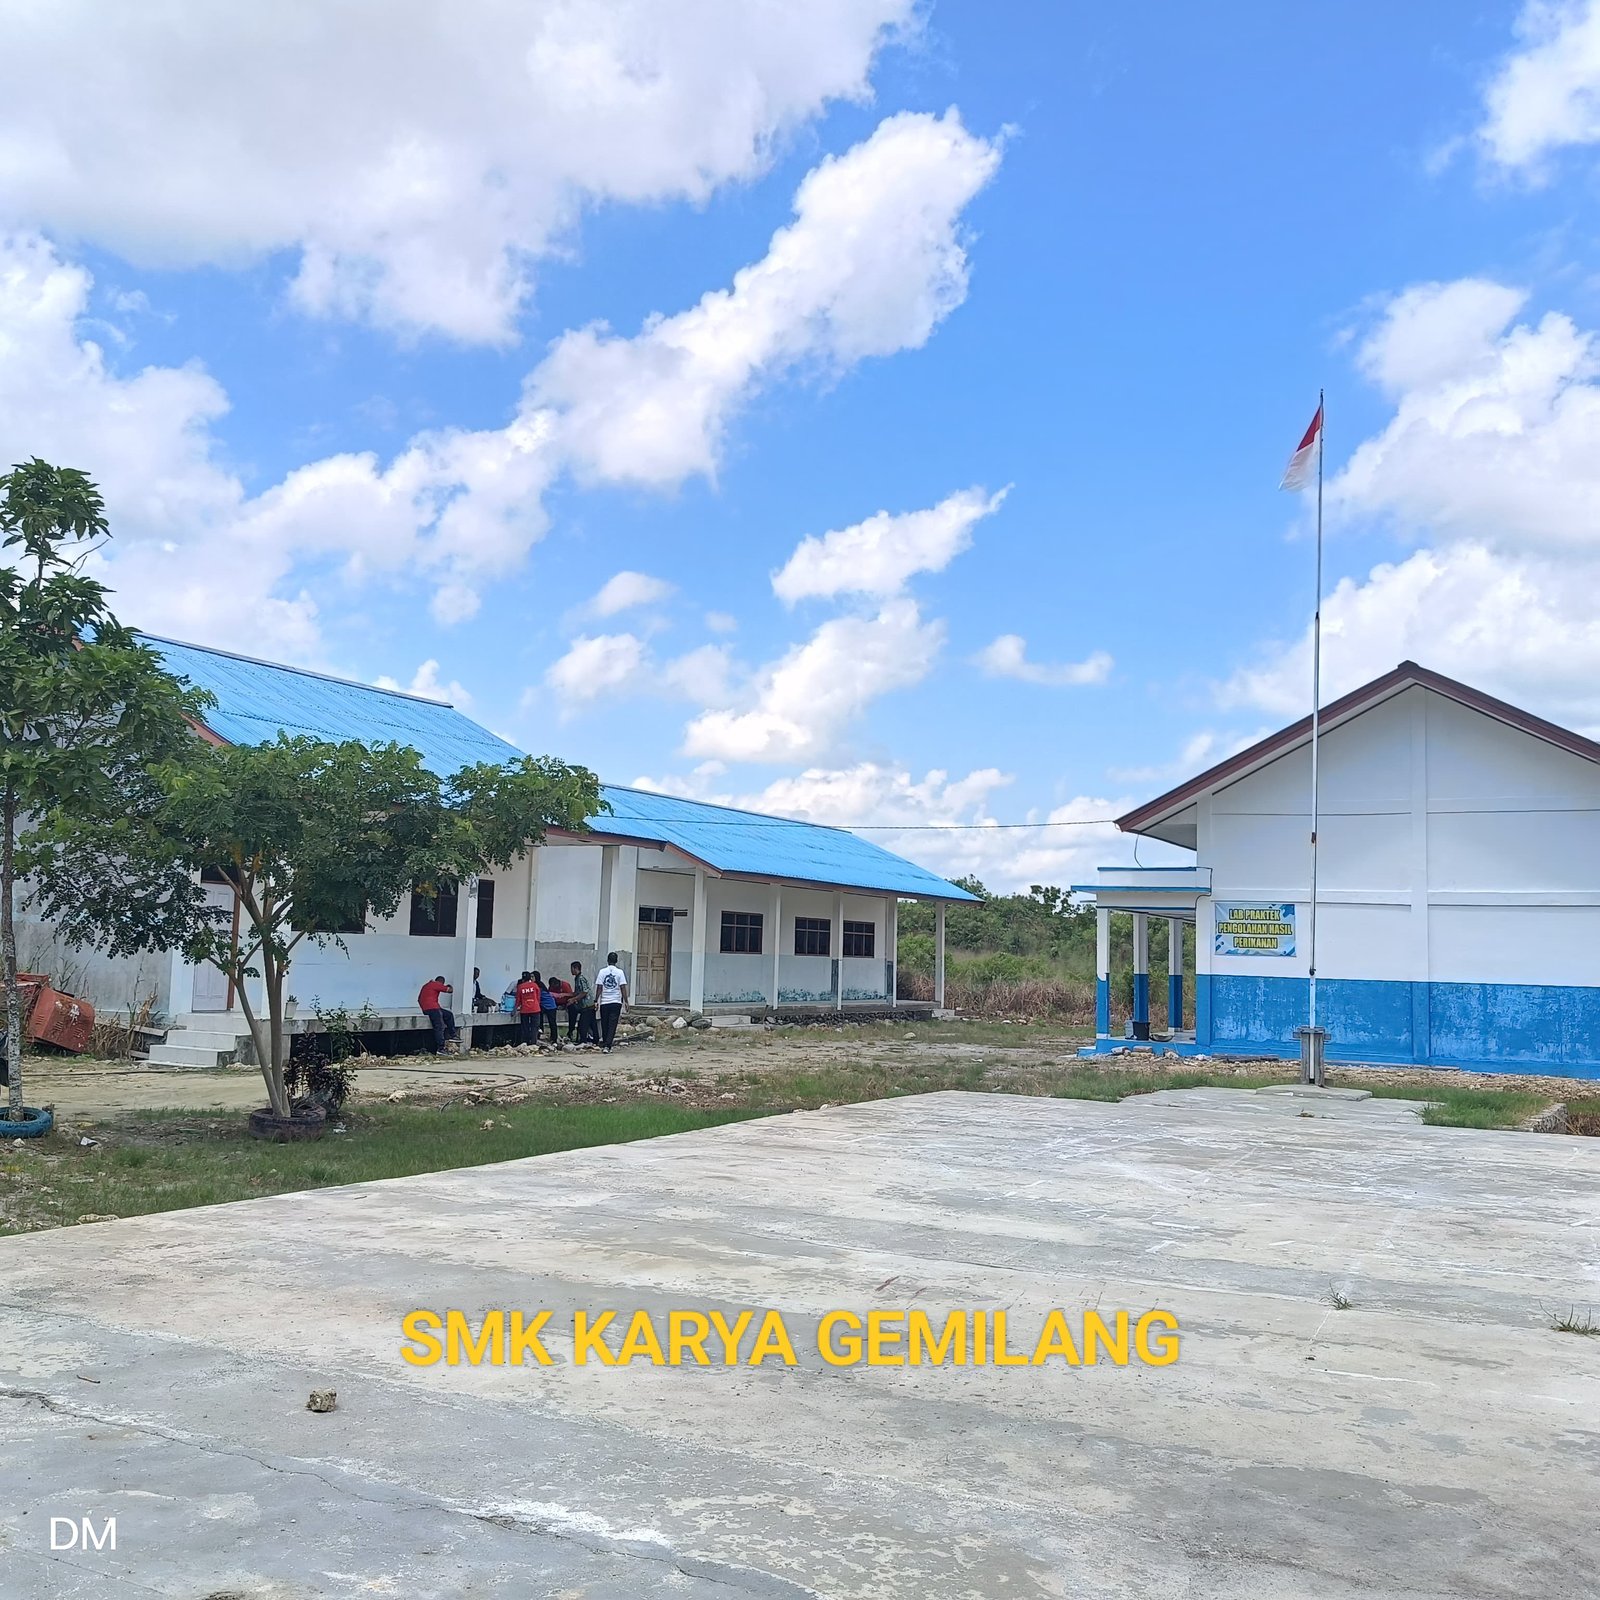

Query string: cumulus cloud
[1221,276,1600,734]
[683,599,944,762]
[541,632,647,707]
[0,110,1000,654]
[634,759,1149,892]
[374,658,474,707]
[0,0,917,342]
[1478,1,1600,175]
[590,570,675,617]
[772,485,1006,604]
[974,634,1113,687]
[533,111,1003,485]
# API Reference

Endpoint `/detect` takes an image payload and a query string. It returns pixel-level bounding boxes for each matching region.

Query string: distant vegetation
[897,878,1191,1025]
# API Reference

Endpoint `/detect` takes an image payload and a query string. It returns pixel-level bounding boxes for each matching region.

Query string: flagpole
[1307,388,1324,1076]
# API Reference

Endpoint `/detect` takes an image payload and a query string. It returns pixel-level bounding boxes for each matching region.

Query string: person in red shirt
[418,975,455,1052]
[514,970,542,1045]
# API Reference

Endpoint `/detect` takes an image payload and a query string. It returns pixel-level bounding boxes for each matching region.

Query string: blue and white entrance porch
[1076,867,1208,1054]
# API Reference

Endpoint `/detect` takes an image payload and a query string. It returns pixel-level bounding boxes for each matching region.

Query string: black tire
[0,1105,54,1138]
[247,1105,328,1142]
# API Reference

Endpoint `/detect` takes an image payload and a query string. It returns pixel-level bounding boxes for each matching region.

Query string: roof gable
[143,635,976,902]
[1119,662,1600,838]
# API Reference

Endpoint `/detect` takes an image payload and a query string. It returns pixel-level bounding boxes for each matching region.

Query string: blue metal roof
[143,636,977,902]
[594,784,978,901]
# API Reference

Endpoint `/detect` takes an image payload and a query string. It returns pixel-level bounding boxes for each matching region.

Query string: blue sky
[3,1,1599,888]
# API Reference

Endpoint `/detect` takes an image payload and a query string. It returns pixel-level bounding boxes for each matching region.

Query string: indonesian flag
[1279,401,1323,491]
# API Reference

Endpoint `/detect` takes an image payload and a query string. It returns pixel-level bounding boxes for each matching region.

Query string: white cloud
[0,0,918,343]
[704,610,739,634]
[772,485,1006,604]
[683,599,943,762]
[634,760,1149,893]
[541,633,647,707]
[0,110,1000,653]
[1334,281,1600,554]
[590,570,676,617]
[974,634,1113,687]
[537,633,734,718]
[1219,544,1600,734]
[375,659,472,708]
[1478,1,1600,175]
[533,110,1003,485]
[661,643,737,706]
[1221,276,1600,734]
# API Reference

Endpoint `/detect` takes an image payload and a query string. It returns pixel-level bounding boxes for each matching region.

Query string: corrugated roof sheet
[143,635,976,902]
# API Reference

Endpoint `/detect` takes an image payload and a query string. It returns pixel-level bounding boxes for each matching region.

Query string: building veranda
[20,637,975,1063]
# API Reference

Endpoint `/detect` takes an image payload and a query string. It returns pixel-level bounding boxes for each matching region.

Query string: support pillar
[769,882,782,1012]
[1132,912,1150,1040]
[887,895,898,1008]
[596,844,615,964]
[1095,906,1110,1038]
[460,875,480,1051]
[832,890,845,1010]
[609,847,637,987]
[523,846,541,975]
[689,867,707,1013]
[1167,917,1184,1032]
[934,902,947,1011]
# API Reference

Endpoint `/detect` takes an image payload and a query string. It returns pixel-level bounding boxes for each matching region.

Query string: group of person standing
[418,954,629,1054]
[512,958,629,1050]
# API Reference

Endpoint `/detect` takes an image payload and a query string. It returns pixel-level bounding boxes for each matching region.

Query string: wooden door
[636,919,671,1004]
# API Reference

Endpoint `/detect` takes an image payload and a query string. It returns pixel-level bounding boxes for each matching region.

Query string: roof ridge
[602,781,850,832]
[138,633,458,711]
[1118,660,1600,835]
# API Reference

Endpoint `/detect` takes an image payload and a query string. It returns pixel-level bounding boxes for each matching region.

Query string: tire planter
[247,1104,328,1143]
[0,1106,54,1139]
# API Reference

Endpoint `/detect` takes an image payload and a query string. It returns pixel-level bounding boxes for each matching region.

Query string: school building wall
[1191,685,1600,1075]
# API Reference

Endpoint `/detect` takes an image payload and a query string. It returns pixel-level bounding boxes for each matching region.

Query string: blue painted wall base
[1082,973,1600,1080]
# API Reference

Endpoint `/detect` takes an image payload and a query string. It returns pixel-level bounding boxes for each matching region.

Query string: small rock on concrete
[306,1389,337,1413]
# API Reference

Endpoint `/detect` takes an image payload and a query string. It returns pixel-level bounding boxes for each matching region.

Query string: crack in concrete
[4,1383,818,1598]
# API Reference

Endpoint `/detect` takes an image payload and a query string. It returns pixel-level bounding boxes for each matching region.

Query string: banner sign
[1214,903,1296,957]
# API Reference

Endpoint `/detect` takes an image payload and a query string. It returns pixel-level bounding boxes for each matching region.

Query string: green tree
[37,736,603,1119]
[0,460,211,1123]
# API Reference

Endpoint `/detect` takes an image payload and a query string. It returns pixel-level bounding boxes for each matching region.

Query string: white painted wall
[1200,685,1600,988]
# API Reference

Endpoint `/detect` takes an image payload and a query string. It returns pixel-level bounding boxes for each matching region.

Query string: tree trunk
[263,937,287,1116]
[235,970,288,1118]
[2,784,24,1120]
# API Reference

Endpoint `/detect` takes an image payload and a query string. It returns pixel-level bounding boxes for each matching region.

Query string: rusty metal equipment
[16,973,96,1053]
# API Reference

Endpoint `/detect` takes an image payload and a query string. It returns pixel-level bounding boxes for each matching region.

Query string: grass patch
[1049,1066,1291,1102]
[1550,1306,1600,1337]
[0,1101,766,1235]
[1363,1083,1551,1129]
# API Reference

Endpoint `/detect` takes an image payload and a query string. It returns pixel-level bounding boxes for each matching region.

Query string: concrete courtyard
[2,1088,1597,1598]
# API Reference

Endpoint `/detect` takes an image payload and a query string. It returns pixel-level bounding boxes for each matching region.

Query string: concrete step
[145,1042,240,1069]
[167,1029,248,1049]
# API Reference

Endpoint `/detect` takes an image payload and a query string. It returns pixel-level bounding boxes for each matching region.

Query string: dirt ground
[11,1019,1595,1121]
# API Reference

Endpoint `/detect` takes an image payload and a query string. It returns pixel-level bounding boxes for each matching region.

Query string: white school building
[19,638,975,1063]
[1078,662,1600,1079]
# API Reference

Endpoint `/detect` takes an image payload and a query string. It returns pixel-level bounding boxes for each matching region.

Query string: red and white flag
[1279,401,1323,491]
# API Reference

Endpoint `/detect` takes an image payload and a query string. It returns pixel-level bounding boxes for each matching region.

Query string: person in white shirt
[594,952,628,1053]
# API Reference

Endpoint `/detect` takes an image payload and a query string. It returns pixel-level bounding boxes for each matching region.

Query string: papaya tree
[0,460,210,1125]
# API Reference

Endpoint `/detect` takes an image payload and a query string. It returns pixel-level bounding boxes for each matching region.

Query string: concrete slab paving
[2,1088,1598,1598]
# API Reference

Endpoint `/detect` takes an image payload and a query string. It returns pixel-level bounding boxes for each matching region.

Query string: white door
[191,884,236,1011]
